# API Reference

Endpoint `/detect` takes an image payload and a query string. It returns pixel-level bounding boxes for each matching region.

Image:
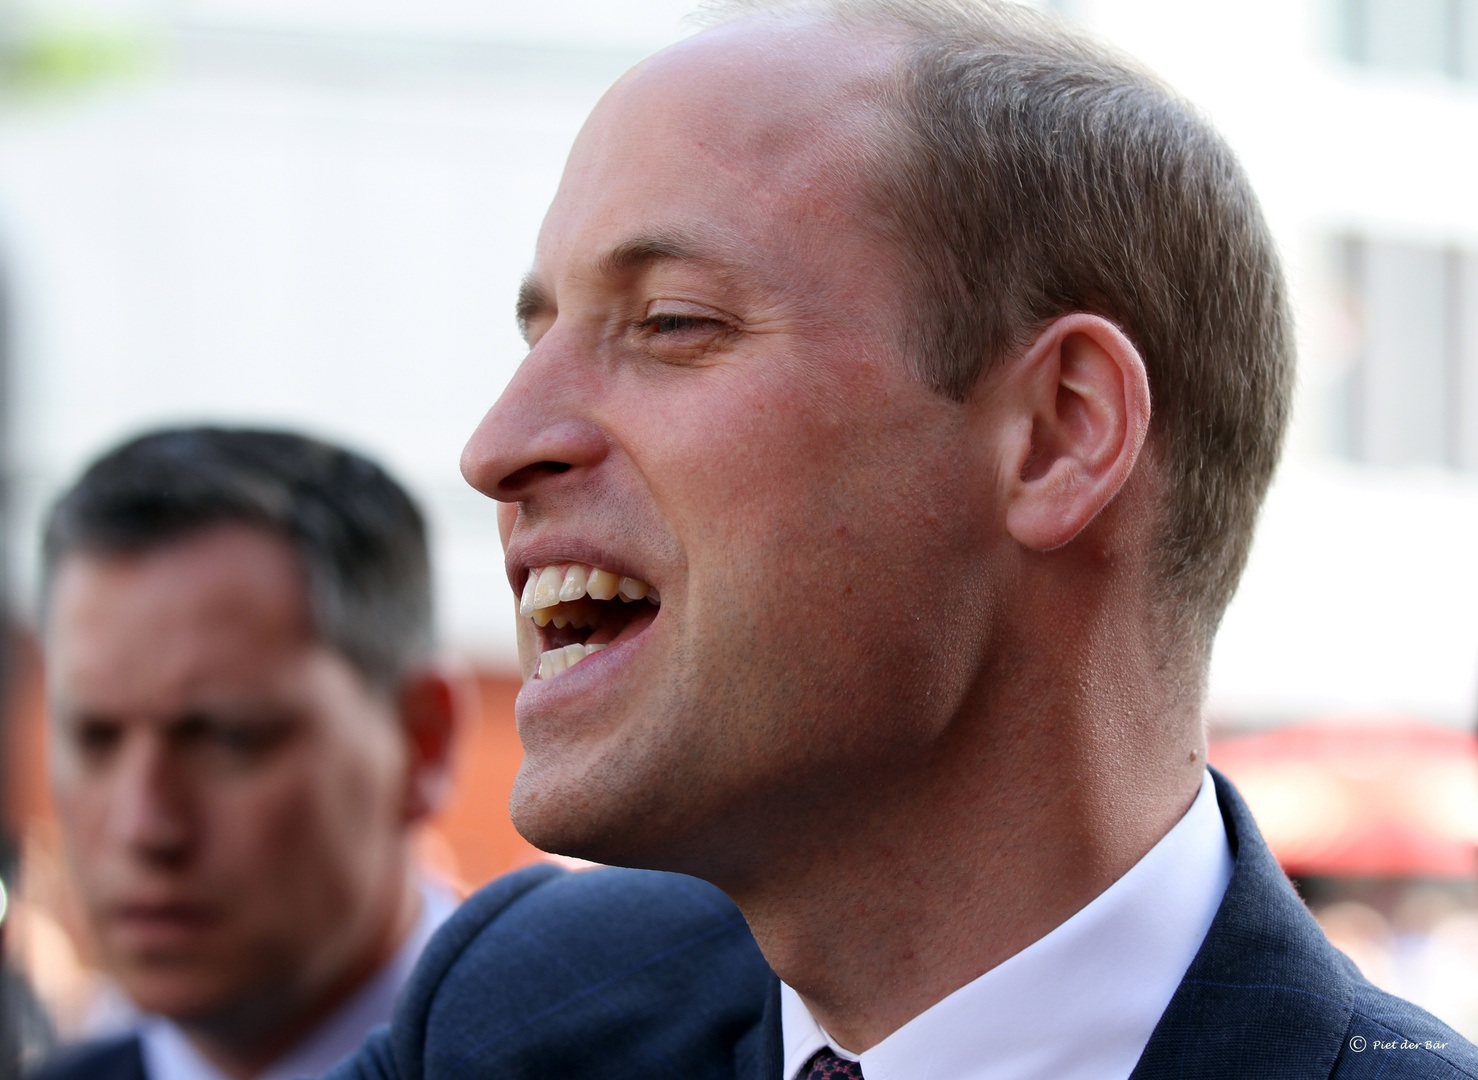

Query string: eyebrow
[515,230,725,337]
[595,232,708,277]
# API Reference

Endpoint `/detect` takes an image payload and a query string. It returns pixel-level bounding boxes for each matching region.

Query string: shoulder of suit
[1332,977,1478,1079]
[361,862,773,1079]
[1194,773,1478,1079]
[407,862,759,995]
[26,1034,145,1080]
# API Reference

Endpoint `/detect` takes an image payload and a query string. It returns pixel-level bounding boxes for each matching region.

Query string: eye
[174,712,297,768]
[633,300,734,360]
[645,312,718,334]
[72,717,124,761]
[641,310,727,335]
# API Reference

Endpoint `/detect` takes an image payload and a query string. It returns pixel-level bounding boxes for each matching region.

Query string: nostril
[499,461,572,495]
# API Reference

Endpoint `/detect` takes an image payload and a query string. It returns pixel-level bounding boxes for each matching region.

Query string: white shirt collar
[140,880,458,1080]
[781,769,1232,1080]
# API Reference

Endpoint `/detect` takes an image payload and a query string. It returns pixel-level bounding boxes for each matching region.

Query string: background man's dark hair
[42,426,433,692]
[703,0,1295,667]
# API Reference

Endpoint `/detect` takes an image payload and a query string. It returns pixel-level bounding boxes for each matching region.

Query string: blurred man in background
[28,428,459,1080]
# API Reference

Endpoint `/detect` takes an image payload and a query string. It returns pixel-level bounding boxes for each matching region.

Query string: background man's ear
[396,666,466,823]
[1000,313,1151,551]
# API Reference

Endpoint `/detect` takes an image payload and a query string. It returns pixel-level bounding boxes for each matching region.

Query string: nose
[461,337,610,502]
[110,736,194,866]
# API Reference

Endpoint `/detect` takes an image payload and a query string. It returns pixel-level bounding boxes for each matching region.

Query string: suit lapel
[1129,769,1354,1080]
[735,975,785,1080]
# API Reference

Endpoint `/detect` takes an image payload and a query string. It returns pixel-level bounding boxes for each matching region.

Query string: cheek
[646,366,963,584]
[52,784,114,892]
[207,746,400,898]
[637,369,981,722]
[208,772,328,885]
[640,371,866,533]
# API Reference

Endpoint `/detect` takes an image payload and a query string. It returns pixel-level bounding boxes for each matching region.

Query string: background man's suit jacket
[28,1035,144,1080]
[37,772,1478,1080]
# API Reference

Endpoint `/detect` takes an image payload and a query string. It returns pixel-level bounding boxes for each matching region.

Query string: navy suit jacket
[36,772,1478,1079]
[27,1033,145,1080]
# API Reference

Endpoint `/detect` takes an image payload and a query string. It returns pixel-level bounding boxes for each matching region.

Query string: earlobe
[1002,314,1150,552]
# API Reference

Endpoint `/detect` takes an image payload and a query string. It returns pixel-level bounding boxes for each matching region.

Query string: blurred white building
[0,0,1475,725]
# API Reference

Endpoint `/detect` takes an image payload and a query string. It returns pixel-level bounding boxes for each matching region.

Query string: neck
[180,873,421,1080]
[720,635,1206,1053]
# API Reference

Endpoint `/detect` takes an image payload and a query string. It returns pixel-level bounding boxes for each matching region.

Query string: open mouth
[520,563,660,680]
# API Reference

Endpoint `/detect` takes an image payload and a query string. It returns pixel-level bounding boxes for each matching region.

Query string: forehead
[47,525,313,701]
[534,18,902,288]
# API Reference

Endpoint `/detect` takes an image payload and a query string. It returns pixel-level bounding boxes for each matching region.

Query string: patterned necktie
[803,1047,864,1079]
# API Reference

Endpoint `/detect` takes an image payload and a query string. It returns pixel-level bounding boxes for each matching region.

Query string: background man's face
[465,21,1006,879]
[46,524,412,1025]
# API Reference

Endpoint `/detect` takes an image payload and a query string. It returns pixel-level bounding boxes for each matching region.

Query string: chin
[510,772,622,865]
[508,758,690,871]
[118,968,246,1024]
[510,752,770,885]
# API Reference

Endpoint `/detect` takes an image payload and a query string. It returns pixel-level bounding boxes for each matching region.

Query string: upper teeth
[520,564,658,617]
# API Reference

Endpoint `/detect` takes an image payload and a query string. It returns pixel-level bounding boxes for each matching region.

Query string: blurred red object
[1209,719,1478,879]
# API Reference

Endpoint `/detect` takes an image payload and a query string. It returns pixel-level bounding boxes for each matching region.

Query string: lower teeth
[536,641,608,680]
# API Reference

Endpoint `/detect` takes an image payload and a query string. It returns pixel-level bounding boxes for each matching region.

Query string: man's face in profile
[465,20,1003,877]
[46,524,412,1025]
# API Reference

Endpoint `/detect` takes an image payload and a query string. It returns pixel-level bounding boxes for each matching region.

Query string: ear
[395,666,464,824]
[996,313,1151,551]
